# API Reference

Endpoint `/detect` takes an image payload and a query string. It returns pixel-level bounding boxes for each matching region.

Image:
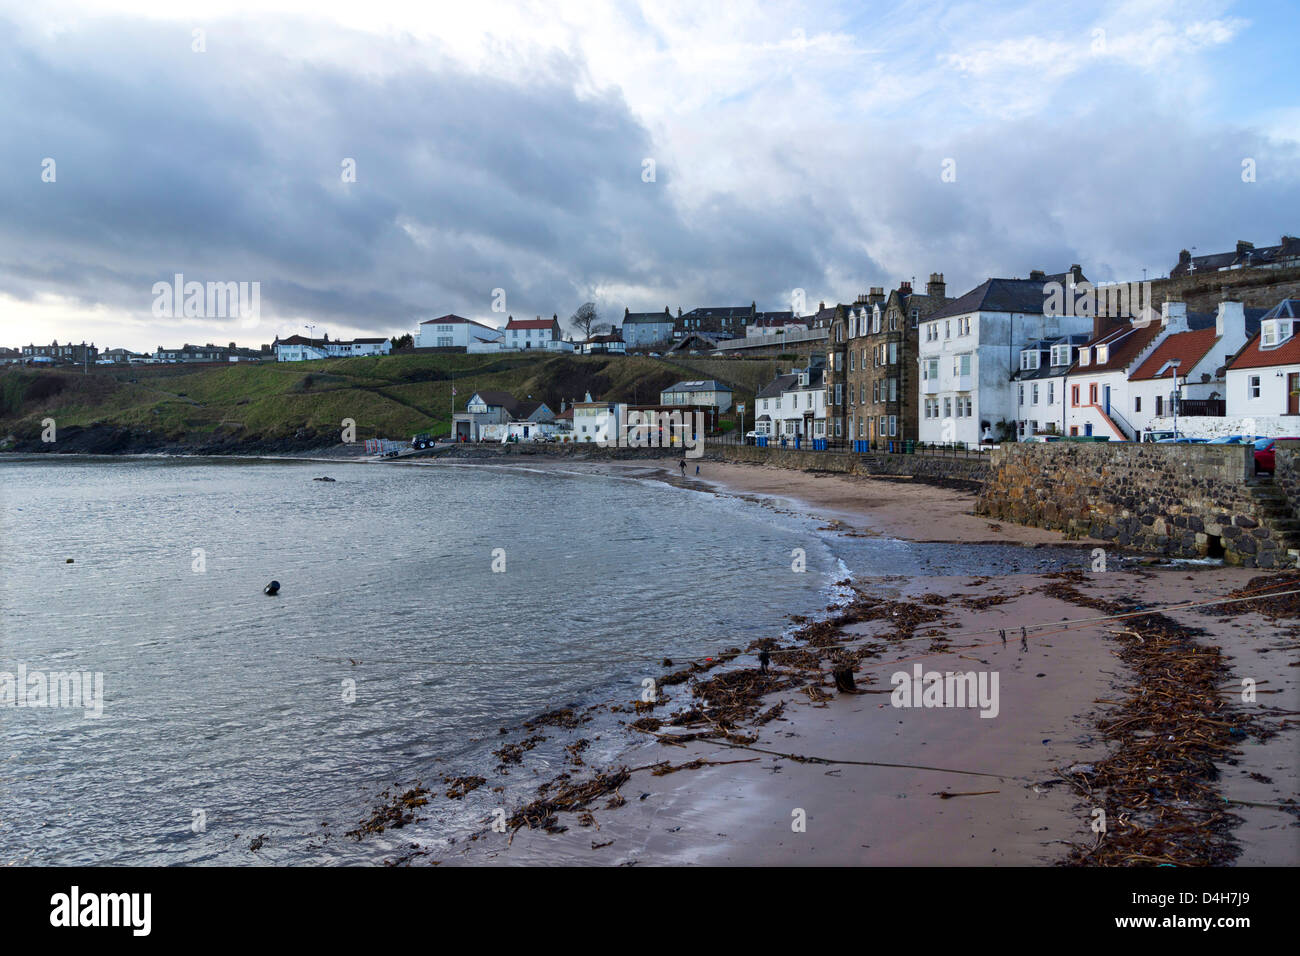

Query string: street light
[1169,360,1182,439]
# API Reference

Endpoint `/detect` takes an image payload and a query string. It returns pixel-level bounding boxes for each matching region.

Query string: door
[1103,385,1111,414]
[1289,374,1299,415]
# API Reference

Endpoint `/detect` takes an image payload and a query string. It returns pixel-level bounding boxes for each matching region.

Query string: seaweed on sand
[1060,612,1274,867]
[507,769,633,834]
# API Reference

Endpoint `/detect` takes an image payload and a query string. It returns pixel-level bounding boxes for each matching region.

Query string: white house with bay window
[1225,299,1300,432]
[754,364,826,438]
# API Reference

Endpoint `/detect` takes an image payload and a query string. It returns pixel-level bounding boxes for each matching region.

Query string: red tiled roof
[1130,327,1218,380]
[1228,329,1300,370]
[1068,321,1163,374]
[505,317,558,330]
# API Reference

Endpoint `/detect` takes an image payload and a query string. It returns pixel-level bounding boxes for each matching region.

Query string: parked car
[1207,434,1267,444]
[1252,437,1300,473]
[1155,436,1208,444]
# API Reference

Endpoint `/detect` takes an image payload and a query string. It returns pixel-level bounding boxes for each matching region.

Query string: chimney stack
[1161,297,1188,333]
[1029,269,1046,282]
[1236,240,1255,256]
[926,272,945,299]
[868,287,885,305]
[1216,299,1244,337]
[898,281,912,295]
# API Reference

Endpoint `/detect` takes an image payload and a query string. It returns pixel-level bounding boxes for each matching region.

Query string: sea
[0,455,1086,864]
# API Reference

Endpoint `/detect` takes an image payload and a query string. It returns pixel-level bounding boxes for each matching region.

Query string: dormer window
[1095,345,1109,364]
[1020,350,1040,371]
[1051,345,1072,366]
[1078,348,1090,366]
[1262,319,1294,348]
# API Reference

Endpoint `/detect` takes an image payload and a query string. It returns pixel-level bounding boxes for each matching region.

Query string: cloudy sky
[2,0,1297,352]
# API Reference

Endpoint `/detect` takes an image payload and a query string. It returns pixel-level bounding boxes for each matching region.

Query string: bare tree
[569,302,600,340]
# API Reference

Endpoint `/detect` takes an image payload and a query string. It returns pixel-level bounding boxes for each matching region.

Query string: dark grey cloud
[1,12,1296,350]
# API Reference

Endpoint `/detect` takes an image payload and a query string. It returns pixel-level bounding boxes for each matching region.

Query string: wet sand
[383,453,1299,866]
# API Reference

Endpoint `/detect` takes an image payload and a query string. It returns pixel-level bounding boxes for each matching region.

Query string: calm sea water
[0,456,1083,865]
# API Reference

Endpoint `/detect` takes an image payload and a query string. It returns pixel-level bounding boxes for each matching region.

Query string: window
[889,416,897,437]
[1071,384,1080,405]
[1155,396,1163,416]
[889,378,897,402]
[1051,345,1071,366]
[1134,396,1141,412]
[1021,351,1040,371]
[1096,345,1109,364]
[1018,384,1025,405]
[944,320,951,338]
[888,342,898,364]
[943,397,952,417]
[1078,348,1090,366]
[873,381,879,402]
[1249,375,1261,399]
[953,354,971,376]
[834,383,843,405]
[1089,384,1098,403]
[1048,382,1054,404]
[1032,384,1039,405]
[1261,321,1293,348]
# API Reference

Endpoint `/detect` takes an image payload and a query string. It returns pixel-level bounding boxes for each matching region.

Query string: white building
[416,315,502,350]
[918,268,1094,446]
[273,334,391,361]
[1063,315,1168,440]
[504,315,562,350]
[1011,335,1089,439]
[572,400,628,444]
[755,365,825,438]
[1127,300,1254,438]
[1224,299,1300,433]
[659,379,733,413]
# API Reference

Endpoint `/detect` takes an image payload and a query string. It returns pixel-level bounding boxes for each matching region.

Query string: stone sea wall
[977,442,1300,567]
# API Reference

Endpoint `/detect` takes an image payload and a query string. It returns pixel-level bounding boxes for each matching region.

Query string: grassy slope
[0,352,787,443]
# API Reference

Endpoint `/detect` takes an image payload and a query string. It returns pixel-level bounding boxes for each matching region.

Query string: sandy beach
[370,453,1300,866]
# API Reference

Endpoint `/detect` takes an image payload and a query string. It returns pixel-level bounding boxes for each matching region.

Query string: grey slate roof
[624,310,674,324]
[926,270,1087,322]
[757,374,799,399]
[663,379,734,393]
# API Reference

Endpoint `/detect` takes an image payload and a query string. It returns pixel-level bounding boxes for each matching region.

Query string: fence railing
[710,431,991,457]
[1178,398,1226,417]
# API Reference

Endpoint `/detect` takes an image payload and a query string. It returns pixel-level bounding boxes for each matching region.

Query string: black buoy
[264,580,280,596]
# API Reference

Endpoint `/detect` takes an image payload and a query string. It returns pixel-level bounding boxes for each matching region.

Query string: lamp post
[1169,360,1182,439]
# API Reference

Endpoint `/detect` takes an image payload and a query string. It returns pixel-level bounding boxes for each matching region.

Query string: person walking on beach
[758,648,770,674]
[679,458,687,477]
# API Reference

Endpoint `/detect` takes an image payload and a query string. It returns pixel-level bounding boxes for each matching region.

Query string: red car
[1253,437,1300,474]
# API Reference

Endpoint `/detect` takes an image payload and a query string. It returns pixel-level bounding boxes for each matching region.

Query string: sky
[1,0,1297,352]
